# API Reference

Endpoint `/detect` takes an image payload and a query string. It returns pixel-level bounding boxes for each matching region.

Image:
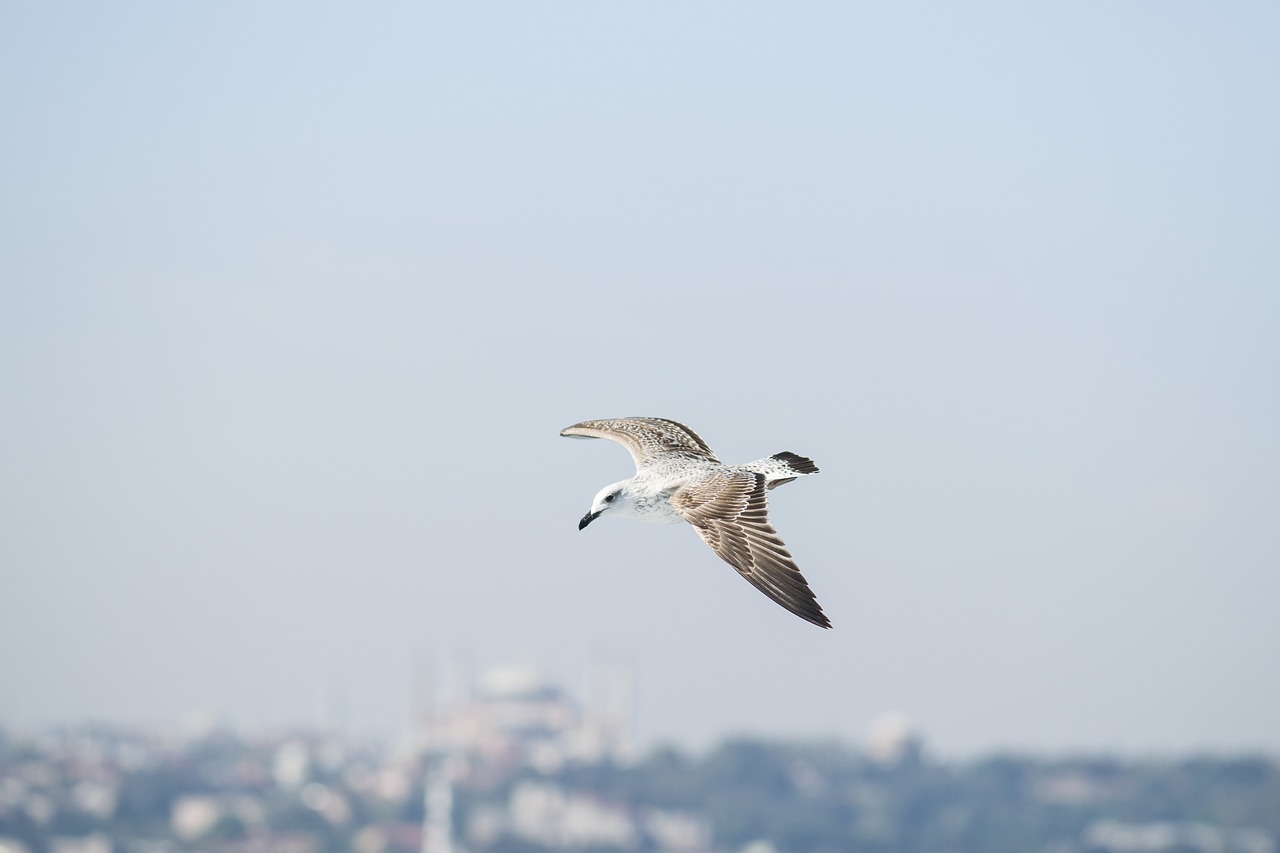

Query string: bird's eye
[604,493,616,503]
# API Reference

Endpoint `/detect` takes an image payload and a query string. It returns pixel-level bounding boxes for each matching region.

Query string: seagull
[561,417,832,629]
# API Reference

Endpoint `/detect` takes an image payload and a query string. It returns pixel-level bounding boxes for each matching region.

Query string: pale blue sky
[2,3,1278,756]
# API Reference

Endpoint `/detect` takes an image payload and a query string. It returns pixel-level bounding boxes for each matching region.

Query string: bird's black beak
[578,510,601,531]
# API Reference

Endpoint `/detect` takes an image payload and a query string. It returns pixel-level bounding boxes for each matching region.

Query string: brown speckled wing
[671,473,832,629]
[560,417,720,469]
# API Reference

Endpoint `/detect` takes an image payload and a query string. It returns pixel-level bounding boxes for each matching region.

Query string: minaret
[440,652,474,715]
[408,654,433,752]
[583,661,637,762]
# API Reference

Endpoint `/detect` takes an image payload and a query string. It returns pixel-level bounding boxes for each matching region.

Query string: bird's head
[578,481,633,530]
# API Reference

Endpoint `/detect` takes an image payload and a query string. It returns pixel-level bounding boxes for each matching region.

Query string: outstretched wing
[670,472,832,629]
[560,417,719,469]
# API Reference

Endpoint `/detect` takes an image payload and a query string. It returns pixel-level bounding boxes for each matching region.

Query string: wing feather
[560,417,719,469]
[670,473,832,629]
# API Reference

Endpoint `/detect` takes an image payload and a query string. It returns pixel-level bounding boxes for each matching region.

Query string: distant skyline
[2,3,1278,758]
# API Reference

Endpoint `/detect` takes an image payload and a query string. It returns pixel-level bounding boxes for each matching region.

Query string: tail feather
[754,451,819,490]
[771,451,819,475]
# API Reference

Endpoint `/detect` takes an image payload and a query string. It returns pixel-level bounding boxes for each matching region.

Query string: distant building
[866,712,924,766]
[407,656,635,770]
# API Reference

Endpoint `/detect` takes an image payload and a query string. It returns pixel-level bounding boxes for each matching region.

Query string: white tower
[422,757,455,853]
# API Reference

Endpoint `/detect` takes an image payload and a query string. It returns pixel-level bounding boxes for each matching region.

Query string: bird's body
[561,417,831,629]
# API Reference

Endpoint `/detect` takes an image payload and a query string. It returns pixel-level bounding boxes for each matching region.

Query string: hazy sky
[2,3,1278,757]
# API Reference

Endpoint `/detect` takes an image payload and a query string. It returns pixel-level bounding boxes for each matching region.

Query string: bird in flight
[561,417,831,628]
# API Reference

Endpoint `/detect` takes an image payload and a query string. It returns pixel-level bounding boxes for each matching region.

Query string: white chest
[628,496,685,524]
[624,474,688,525]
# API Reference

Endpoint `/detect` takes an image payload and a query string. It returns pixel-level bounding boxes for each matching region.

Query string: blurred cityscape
[2,658,1277,853]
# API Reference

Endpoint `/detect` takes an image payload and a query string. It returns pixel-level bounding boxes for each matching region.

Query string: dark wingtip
[771,451,819,475]
[797,600,833,629]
